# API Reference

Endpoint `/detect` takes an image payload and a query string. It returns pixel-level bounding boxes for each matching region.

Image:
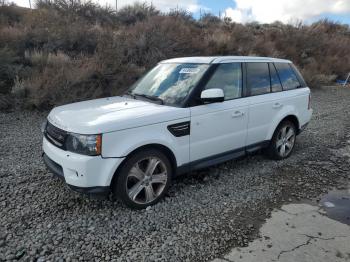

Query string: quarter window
[204,63,242,100]
[246,63,271,96]
[274,63,301,90]
[269,63,283,92]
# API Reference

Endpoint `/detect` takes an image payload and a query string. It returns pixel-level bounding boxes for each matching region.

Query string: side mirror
[200,89,224,103]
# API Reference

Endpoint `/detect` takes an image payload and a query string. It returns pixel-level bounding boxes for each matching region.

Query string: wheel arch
[265,115,299,160]
[110,143,178,188]
[282,115,300,133]
[267,114,300,141]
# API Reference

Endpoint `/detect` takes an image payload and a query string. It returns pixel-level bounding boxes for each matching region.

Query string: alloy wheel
[126,157,168,205]
[276,125,296,158]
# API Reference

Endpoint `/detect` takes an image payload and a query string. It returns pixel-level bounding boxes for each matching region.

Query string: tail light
[308,93,311,110]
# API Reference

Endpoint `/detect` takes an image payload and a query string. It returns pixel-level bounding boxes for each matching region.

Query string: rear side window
[269,63,283,92]
[274,63,301,90]
[291,64,307,87]
[246,63,271,96]
[204,63,242,100]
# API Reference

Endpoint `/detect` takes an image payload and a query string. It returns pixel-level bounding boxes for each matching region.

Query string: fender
[265,105,300,141]
[101,118,190,166]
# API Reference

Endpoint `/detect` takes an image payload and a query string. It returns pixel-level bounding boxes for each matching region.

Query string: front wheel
[113,149,172,209]
[266,120,297,160]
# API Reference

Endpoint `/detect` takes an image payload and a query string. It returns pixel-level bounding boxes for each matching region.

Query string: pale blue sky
[12,0,350,24]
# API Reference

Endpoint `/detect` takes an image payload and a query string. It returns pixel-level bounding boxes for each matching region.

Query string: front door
[189,63,249,162]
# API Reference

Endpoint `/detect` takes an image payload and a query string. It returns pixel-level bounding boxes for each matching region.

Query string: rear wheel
[266,120,297,160]
[114,149,172,209]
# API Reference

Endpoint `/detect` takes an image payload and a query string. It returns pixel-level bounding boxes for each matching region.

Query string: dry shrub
[25,50,71,68]
[20,53,108,109]
[11,76,26,97]
[0,47,19,94]
[0,26,26,47]
[204,30,233,55]
[102,15,206,68]
[199,13,222,26]
[20,7,104,55]
[35,0,117,26]
[0,4,25,25]
[301,67,337,88]
[116,2,159,25]
[168,8,193,22]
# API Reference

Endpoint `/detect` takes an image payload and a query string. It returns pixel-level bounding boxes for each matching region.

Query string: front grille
[45,121,67,150]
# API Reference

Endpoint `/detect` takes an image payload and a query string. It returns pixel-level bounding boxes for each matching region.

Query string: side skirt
[176,140,270,176]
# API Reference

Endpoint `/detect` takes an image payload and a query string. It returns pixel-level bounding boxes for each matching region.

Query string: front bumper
[42,136,125,195]
[42,153,109,195]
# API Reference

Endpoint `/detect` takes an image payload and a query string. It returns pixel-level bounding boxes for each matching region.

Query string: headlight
[65,133,102,156]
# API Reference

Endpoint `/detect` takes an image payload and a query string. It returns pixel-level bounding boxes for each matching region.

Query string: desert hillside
[0,0,350,109]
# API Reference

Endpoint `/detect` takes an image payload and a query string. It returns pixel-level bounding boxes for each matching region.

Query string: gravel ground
[1,86,350,262]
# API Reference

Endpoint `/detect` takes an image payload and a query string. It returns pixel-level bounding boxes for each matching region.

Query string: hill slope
[1,1,350,109]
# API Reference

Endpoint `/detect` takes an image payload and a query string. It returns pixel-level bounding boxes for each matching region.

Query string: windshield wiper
[124,91,136,99]
[133,93,164,105]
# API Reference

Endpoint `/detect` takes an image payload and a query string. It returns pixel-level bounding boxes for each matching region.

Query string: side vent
[167,121,190,137]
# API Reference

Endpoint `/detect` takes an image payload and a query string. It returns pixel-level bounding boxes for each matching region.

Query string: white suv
[42,56,312,208]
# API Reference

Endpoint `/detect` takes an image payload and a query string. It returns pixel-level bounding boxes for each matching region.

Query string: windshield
[128,63,209,106]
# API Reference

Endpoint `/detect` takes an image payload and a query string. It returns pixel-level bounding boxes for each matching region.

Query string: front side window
[246,63,271,96]
[204,63,242,100]
[129,63,209,106]
[274,63,301,90]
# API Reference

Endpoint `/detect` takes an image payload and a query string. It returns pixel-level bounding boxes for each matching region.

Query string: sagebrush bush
[0,1,349,110]
[21,53,110,109]
[35,0,117,25]
[0,47,19,94]
[116,2,159,25]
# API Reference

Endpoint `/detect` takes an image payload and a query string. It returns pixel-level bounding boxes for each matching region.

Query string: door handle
[273,103,283,109]
[232,111,244,118]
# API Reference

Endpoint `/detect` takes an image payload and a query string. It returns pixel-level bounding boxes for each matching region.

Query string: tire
[113,149,172,209]
[266,120,297,160]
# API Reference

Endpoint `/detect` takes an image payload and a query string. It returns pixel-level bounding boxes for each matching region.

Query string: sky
[11,0,350,24]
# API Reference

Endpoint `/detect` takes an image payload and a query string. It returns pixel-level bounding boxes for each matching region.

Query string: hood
[48,96,190,134]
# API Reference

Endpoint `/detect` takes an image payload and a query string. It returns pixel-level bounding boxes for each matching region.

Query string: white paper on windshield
[179,68,200,74]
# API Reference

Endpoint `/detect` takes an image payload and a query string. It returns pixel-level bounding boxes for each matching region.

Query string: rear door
[274,62,310,127]
[246,62,306,146]
[190,63,249,162]
[246,62,279,146]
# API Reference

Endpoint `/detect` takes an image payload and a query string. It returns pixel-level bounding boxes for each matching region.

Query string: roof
[160,56,292,64]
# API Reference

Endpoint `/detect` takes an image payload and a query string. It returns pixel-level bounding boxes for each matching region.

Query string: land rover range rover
[42,56,312,209]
